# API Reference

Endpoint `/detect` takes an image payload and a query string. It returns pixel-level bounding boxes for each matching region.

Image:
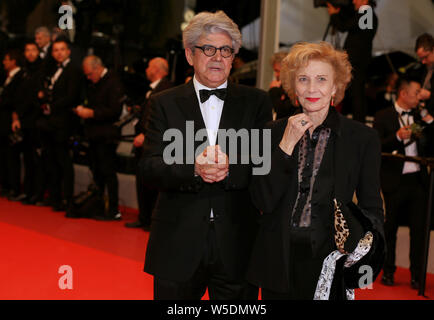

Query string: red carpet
[0,197,432,300]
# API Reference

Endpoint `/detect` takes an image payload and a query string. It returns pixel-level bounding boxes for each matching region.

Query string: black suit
[373,106,430,280]
[0,68,24,195]
[140,80,272,299]
[83,70,124,214]
[268,86,299,120]
[37,60,83,206]
[13,59,45,199]
[247,109,384,297]
[134,77,173,227]
[330,8,378,122]
[420,67,434,116]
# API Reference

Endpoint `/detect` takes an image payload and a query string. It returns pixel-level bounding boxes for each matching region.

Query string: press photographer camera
[113,95,142,130]
[38,75,54,115]
[8,129,24,146]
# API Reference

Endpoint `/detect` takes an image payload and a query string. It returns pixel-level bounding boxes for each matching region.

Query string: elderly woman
[247,42,384,300]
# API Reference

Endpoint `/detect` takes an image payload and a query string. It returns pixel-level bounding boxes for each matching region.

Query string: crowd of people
[1,2,434,301]
[0,26,174,222]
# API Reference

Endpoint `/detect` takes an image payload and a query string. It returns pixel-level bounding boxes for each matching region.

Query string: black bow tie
[401,111,413,116]
[199,88,227,103]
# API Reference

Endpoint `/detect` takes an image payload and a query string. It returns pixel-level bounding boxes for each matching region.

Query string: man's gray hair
[183,10,242,54]
[35,26,51,37]
[83,55,104,68]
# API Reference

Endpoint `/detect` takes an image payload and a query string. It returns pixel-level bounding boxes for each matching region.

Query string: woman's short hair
[182,10,242,54]
[281,41,352,106]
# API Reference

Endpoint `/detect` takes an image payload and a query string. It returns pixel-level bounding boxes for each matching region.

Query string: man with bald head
[75,55,124,220]
[125,57,173,229]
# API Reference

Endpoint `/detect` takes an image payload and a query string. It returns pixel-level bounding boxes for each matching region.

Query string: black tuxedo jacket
[140,80,272,282]
[421,67,434,115]
[83,70,124,142]
[0,69,24,136]
[135,77,173,135]
[15,60,45,130]
[373,106,431,194]
[246,109,384,293]
[330,9,378,68]
[37,61,83,141]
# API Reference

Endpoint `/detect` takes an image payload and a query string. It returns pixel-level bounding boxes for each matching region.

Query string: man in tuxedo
[0,49,24,198]
[374,76,433,290]
[125,57,173,230]
[35,26,55,74]
[75,55,124,220]
[327,0,378,123]
[36,39,82,212]
[11,42,46,205]
[415,33,434,116]
[140,11,272,299]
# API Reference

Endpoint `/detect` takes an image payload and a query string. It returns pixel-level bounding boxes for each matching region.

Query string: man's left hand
[75,105,95,119]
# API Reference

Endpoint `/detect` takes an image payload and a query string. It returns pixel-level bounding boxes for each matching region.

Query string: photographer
[125,57,172,230]
[327,0,378,122]
[13,42,46,205]
[415,33,434,116]
[0,49,24,199]
[75,55,124,221]
[373,76,433,290]
[36,38,82,212]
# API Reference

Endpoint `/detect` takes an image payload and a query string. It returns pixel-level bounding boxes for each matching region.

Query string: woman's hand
[279,113,313,156]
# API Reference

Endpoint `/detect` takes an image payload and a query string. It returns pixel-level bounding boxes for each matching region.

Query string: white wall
[242,0,434,57]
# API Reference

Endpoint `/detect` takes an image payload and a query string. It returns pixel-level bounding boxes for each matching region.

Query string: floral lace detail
[313,231,373,300]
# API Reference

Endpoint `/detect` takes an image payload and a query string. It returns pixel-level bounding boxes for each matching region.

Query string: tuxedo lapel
[218,82,244,132]
[389,108,401,133]
[175,81,206,132]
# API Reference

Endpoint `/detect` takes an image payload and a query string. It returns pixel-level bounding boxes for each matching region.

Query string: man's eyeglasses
[194,45,234,58]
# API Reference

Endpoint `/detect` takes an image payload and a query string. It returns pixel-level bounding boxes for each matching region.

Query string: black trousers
[261,228,326,300]
[9,128,41,197]
[41,132,74,204]
[342,63,368,123]
[154,222,258,300]
[88,141,118,213]
[135,148,156,226]
[383,172,427,279]
[0,135,13,193]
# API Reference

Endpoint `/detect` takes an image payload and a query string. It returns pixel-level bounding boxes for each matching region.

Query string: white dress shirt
[193,76,226,146]
[394,102,420,174]
[3,67,21,87]
[49,58,71,90]
[193,75,227,219]
[146,78,162,99]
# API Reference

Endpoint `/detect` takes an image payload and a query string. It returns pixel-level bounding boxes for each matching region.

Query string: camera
[314,0,352,8]
[9,129,24,146]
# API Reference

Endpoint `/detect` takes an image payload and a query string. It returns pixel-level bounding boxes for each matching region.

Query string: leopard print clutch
[333,198,350,254]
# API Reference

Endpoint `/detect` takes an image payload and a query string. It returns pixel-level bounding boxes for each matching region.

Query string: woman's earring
[331,96,335,107]
[295,97,299,107]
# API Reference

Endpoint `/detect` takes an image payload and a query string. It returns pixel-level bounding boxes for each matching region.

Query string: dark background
[0,0,261,91]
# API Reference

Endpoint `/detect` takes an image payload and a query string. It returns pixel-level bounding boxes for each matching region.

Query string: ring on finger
[300,119,307,126]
